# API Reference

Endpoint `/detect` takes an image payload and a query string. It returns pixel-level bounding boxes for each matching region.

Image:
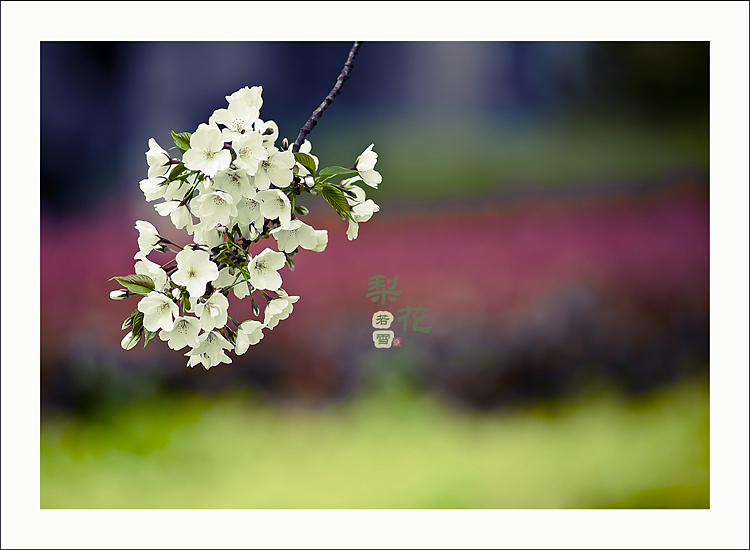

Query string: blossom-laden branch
[292,41,363,153]
[110,52,384,370]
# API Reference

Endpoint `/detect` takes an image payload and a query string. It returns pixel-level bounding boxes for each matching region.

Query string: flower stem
[179,177,202,207]
[159,237,184,250]
[291,41,363,153]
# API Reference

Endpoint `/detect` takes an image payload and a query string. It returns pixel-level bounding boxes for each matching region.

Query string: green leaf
[318,166,358,177]
[143,329,157,348]
[214,252,231,265]
[110,274,155,296]
[319,183,352,221]
[171,131,192,153]
[167,161,186,181]
[293,152,317,175]
[131,310,145,338]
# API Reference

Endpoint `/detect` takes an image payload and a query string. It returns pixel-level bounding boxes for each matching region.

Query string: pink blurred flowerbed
[41,180,708,407]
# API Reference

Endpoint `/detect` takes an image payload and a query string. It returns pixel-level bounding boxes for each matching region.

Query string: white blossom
[185,330,233,370]
[233,195,264,230]
[248,248,286,291]
[341,176,379,240]
[146,138,171,179]
[134,220,160,260]
[183,123,231,177]
[352,199,380,223]
[137,292,178,332]
[192,190,237,230]
[346,218,359,241]
[254,147,295,190]
[232,280,251,300]
[214,267,251,300]
[155,200,195,232]
[135,257,169,292]
[193,291,229,332]
[355,143,382,189]
[171,248,219,298]
[139,177,167,202]
[263,291,299,329]
[212,101,259,143]
[255,118,278,148]
[225,85,263,112]
[311,229,328,252]
[341,177,366,204]
[235,320,265,355]
[191,222,225,248]
[255,189,292,229]
[158,316,201,350]
[270,219,319,253]
[162,176,189,202]
[231,132,268,175]
[213,167,255,202]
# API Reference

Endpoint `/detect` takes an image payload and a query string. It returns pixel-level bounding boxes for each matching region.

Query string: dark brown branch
[291,42,363,153]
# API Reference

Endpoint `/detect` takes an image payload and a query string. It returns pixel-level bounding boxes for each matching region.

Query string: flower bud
[304,176,315,187]
[121,331,139,350]
[110,289,129,300]
[294,205,309,216]
[280,137,289,151]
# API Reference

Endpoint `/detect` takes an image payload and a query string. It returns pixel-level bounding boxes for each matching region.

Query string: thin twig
[292,42,363,153]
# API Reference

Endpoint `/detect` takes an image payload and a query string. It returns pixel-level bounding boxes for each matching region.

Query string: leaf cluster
[291,153,358,222]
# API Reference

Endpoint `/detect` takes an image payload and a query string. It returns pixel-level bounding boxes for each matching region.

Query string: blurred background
[40,41,709,508]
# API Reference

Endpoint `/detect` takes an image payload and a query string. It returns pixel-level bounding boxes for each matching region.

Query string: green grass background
[307,112,709,202]
[41,376,708,509]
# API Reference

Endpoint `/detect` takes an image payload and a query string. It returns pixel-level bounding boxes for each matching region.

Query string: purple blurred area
[40,42,709,412]
[41,181,708,411]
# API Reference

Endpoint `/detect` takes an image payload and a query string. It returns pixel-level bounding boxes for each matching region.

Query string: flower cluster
[111,86,381,369]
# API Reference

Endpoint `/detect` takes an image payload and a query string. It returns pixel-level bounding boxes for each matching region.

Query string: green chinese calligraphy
[366,275,402,305]
[395,305,432,333]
